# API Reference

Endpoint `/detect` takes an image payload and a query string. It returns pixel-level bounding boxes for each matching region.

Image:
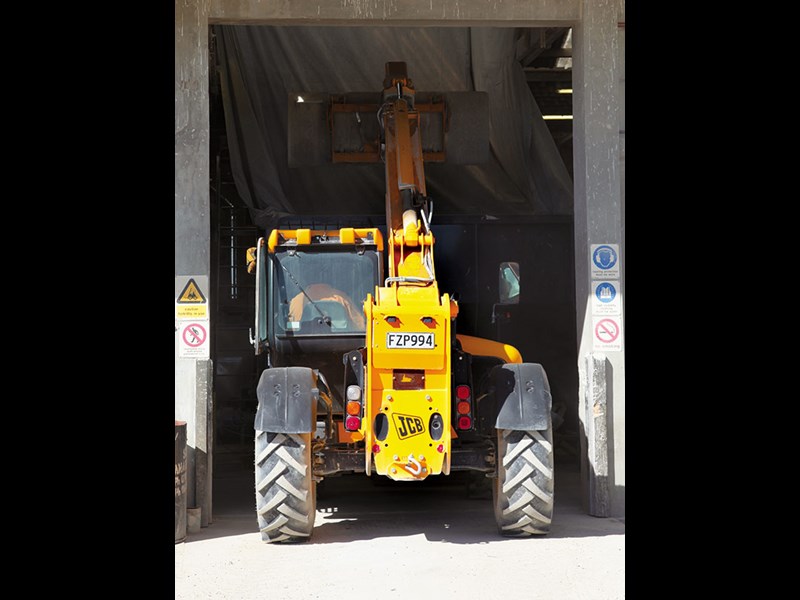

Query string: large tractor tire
[255,430,316,543]
[493,428,555,536]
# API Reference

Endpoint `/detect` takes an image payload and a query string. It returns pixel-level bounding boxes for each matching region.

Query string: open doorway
[206,24,578,500]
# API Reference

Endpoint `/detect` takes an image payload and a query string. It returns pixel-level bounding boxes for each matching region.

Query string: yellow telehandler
[247,62,554,542]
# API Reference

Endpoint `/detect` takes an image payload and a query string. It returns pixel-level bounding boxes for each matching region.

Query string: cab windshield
[271,249,379,335]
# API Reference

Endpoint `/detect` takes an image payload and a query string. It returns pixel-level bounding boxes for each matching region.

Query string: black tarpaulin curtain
[215,26,573,230]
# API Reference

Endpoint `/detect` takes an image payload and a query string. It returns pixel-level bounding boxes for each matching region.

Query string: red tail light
[345,385,362,431]
[455,384,472,429]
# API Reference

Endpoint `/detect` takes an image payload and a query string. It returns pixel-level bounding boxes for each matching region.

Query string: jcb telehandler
[246,62,554,542]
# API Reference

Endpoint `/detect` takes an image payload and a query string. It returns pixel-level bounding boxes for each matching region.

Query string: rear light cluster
[345,385,362,431]
[455,384,472,430]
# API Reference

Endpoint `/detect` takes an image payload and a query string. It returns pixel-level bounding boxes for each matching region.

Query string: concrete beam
[524,68,572,82]
[208,0,579,26]
[520,27,569,65]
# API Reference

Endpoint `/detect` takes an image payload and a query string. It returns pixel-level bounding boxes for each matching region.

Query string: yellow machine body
[363,282,454,480]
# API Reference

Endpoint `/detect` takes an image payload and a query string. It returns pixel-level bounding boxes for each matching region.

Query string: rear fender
[254,366,318,434]
[491,363,552,431]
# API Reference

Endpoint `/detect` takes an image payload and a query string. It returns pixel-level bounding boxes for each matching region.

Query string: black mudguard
[491,363,552,431]
[254,366,318,434]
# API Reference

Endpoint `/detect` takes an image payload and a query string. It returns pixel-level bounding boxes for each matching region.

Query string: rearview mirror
[498,262,520,304]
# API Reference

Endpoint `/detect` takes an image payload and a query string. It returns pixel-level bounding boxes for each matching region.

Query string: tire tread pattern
[255,430,315,542]
[493,428,555,536]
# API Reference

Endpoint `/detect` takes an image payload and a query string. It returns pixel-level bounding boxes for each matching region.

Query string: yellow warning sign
[177,279,206,304]
[176,305,207,319]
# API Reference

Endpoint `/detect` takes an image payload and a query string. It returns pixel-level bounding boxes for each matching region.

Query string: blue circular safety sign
[593,245,618,270]
[595,282,617,303]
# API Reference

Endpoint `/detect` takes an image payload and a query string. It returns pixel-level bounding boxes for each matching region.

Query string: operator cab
[250,227,384,406]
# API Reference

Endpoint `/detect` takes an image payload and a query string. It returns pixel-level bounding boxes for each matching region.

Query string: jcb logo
[392,413,425,439]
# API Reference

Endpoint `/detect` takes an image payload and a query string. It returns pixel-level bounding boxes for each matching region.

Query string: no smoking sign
[592,316,623,351]
[179,320,210,358]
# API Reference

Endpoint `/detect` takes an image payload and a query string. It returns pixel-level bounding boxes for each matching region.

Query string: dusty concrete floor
[175,450,624,599]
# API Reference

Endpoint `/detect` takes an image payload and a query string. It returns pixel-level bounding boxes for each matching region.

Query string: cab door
[250,237,268,354]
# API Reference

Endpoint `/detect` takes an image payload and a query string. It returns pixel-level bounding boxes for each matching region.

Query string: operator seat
[301,300,351,331]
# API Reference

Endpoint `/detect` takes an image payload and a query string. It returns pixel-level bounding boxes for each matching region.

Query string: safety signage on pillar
[592,316,623,351]
[176,276,209,320]
[590,244,620,280]
[179,321,210,359]
[176,276,211,359]
[591,280,622,316]
[589,244,622,349]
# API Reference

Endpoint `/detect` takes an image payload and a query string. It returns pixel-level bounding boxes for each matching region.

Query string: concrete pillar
[572,0,625,517]
[175,0,213,525]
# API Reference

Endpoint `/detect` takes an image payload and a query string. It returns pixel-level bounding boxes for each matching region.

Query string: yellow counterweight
[363,285,453,480]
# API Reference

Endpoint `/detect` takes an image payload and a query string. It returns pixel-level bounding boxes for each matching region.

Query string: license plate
[386,332,435,349]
